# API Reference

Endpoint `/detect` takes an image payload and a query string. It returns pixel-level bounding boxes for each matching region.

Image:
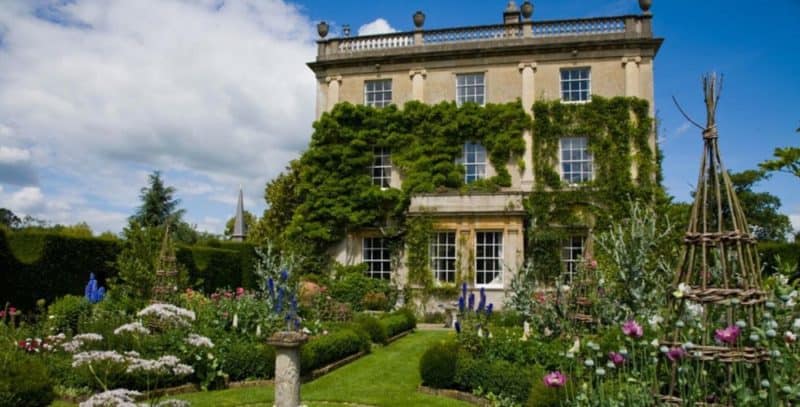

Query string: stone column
[409,69,426,102]
[622,56,641,97]
[325,75,342,112]
[268,331,308,407]
[518,62,537,191]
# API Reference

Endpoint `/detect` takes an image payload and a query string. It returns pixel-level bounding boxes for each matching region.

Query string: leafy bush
[329,267,396,312]
[419,340,459,388]
[218,340,276,381]
[46,295,92,335]
[0,354,55,407]
[455,356,534,403]
[300,328,369,373]
[361,291,388,311]
[380,309,416,338]
[353,314,387,344]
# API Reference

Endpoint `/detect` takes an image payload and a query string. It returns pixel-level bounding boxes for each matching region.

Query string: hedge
[300,328,370,373]
[380,309,417,338]
[455,355,535,403]
[0,230,258,309]
[758,242,800,277]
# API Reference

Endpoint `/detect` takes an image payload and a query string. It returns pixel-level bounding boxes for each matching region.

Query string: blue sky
[0,0,798,235]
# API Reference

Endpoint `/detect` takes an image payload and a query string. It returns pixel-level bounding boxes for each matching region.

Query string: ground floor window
[363,237,391,280]
[561,236,586,284]
[430,231,456,283]
[476,231,503,286]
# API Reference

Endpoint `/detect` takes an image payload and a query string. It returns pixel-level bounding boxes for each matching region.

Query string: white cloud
[357,18,396,36]
[790,213,800,233]
[0,0,318,233]
[0,145,38,185]
[0,146,30,163]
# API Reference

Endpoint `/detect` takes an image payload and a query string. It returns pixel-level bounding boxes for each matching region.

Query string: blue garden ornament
[84,273,105,304]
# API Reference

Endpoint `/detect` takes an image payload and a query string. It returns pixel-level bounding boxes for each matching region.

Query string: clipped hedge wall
[380,309,417,338]
[300,328,370,374]
[0,230,258,309]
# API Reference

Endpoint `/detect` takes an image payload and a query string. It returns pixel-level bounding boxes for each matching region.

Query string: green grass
[54,330,468,407]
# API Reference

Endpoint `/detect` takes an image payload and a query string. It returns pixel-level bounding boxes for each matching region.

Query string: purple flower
[280,269,289,281]
[461,282,467,299]
[468,293,475,311]
[454,321,461,334]
[275,287,284,313]
[543,371,567,388]
[458,296,465,313]
[267,277,275,296]
[608,352,625,366]
[622,320,644,338]
[486,303,493,316]
[84,273,105,304]
[666,347,687,361]
[714,325,741,345]
[477,288,486,312]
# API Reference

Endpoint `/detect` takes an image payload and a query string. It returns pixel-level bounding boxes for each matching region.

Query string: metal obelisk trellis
[658,74,768,405]
[152,224,179,303]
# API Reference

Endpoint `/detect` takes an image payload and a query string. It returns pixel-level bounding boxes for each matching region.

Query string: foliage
[130,170,185,228]
[112,223,165,301]
[759,242,800,277]
[380,309,417,338]
[217,339,275,381]
[759,126,800,179]
[419,339,459,388]
[224,210,257,238]
[329,266,397,312]
[594,200,676,319]
[353,313,388,344]
[455,355,535,403]
[727,169,792,241]
[46,295,92,335]
[300,328,370,373]
[0,352,55,407]
[361,291,389,311]
[0,208,21,229]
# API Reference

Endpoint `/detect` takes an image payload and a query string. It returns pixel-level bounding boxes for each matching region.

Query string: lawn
[53,330,469,407]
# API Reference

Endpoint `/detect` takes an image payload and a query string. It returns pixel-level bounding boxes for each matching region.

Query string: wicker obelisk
[658,74,767,405]
[152,224,179,303]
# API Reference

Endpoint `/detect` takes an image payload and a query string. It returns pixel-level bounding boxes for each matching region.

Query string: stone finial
[521,1,534,20]
[639,0,652,14]
[342,24,351,37]
[505,0,519,12]
[317,21,329,38]
[231,186,247,242]
[503,1,520,25]
[413,11,425,28]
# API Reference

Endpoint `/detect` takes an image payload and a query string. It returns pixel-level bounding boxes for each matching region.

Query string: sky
[0,0,798,236]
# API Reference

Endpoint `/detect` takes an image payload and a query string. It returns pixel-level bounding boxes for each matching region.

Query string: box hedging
[0,230,258,309]
[380,309,417,338]
[419,339,459,388]
[300,328,370,373]
[455,355,535,403]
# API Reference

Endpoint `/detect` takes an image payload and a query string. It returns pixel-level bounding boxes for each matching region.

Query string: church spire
[231,186,247,242]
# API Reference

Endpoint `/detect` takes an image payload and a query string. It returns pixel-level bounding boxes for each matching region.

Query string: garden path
[168,329,469,407]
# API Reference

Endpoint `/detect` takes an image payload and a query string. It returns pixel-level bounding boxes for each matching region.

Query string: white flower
[74,333,104,342]
[560,285,571,293]
[735,320,747,328]
[649,339,659,348]
[792,319,800,330]
[765,301,776,309]
[761,380,770,388]
[749,333,760,342]
[766,329,777,338]
[584,359,594,367]
[62,333,105,353]
[648,315,664,327]
[568,338,580,354]
[767,320,779,329]
[673,283,691,298]
[595,368,606,376]
[114,322,150,336]
[256,325,262,337]
[72,351,127,368]
[675,320,685,328]
[785,331,797,343]
[126,355,194,376]
[686,302,703,318]
[587,341,600,351]
[136,303,195,327]
[232,313,239,328]
[79,389,142,407]
[186,333,214,348]
[154,401,191,407]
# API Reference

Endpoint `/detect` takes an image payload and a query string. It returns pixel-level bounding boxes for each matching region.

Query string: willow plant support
[151,224,179,304]
[656,74,768,406]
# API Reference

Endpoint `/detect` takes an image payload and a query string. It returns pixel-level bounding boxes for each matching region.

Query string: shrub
[300,328,369,373]
[380,309,416,338]
[329,267,396,311]
[361,291,388,311]
[354,314,387,344]
[0,354,55,407]
[419,340,459,388]
[455,356,534,403]
[218,340,276,381]
[46,295,92,335]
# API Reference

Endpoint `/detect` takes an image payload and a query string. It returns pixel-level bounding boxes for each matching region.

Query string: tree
[759,126,800,179]
[223,210,256,238]
[0,208,21,229]
[130,171,185,228]
[728,170,792,242]
[253,161,302,246]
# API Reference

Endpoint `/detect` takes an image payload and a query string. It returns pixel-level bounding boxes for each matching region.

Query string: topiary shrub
[0,354,55,407]
[419,340,459,388]
[354,313,387,344]
[46,294,92,335]
[455,355,534,403]
[219,340,276,381]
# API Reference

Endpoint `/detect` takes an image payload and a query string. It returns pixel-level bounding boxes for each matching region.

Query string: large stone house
[306,1,662,308]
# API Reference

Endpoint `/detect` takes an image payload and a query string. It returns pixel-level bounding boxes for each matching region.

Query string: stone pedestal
[267,331,308,407]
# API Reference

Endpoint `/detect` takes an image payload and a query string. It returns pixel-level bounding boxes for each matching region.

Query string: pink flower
[714,325,740,345]
[666,347,687,361]
[543,371,567,388]
[622,320,643,338]
[0,310,5,318]
[223,291,232,299]
[236,287,245,298]
[210,293,220,301]
[784,331,796,344]
[9,307,17,315]
[608,352,625,366]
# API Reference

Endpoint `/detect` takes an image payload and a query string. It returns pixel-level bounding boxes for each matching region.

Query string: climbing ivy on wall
[526,96,659,282]
[284,100,529,261]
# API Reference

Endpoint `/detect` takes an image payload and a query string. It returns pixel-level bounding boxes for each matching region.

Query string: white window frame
[363,237,391,280]
[560,136,593,184]
[430,231,456,283]
[370,147,391,188]
[364,79,392,107]
[463,142,486,183]
[561,236,586,284]
[475,231,503,288]
[560,67,591,103]
[456,73,485,106]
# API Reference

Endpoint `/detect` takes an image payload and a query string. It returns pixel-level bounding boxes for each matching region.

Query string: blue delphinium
[275,287,284,313]
[458,296,465,312]
[486,303,493,317]
[468,292,475,311]
[280,269,289,281]
[477,287,486,312]
[461,282,467,299]
[267,277,275,297]
[84,273,105,304]
[454,321,461,334]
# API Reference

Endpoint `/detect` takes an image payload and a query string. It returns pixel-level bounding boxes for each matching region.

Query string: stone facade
[308,4,662,309]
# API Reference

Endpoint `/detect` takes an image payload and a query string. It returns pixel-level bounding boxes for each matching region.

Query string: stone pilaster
[268,331,309,407]
[622,56,641,97]
[325,75,342,112]
[518,62,537,191]
[409,69,427,102]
